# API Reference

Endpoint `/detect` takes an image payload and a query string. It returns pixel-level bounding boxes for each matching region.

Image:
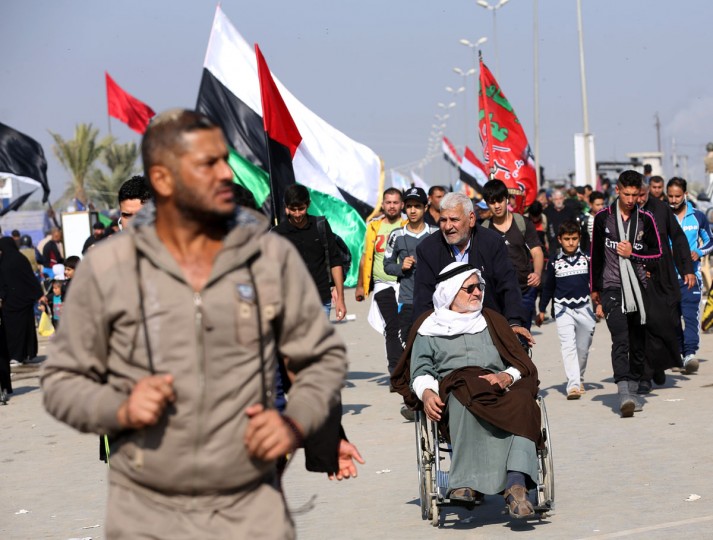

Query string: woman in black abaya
[0,237,43,398]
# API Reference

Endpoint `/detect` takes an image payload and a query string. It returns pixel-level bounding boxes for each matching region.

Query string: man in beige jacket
[41,109,347,539]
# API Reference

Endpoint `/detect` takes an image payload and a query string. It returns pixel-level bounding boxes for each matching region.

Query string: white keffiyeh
[418,262,487,337]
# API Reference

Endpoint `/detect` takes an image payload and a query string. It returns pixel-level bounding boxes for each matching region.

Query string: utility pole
[533,0,540,187]
[654,112,661,154]
[576,0,592,185]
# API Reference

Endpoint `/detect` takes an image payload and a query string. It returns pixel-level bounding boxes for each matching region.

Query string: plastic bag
[38,311,55,337]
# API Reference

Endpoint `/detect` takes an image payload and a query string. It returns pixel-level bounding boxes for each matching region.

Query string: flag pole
[479,53,495,180]
[105,72,112,136]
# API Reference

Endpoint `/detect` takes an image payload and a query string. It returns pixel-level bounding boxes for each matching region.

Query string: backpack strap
[315,216,334,286]
[513,213,527,238]
[483,215,526,238]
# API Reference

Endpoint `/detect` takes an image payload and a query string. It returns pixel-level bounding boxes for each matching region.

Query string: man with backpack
[482,180,544,330]
[383,187,438,346]
[273,184,347,321]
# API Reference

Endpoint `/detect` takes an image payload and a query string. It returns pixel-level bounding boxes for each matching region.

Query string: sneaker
[9,360,21,367]
[637,380,652,394]
[683,355,699,374]
[400,406,415,422]
[619,397,635,418]
[23,357,44,365]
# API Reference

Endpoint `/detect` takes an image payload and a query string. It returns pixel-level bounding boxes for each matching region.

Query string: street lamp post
[476,0,510,78]
[459,36,488,74]
[451,68,475,148]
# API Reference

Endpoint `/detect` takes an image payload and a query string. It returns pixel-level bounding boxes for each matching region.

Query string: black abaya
[642,197,694,373]
[0,237,43,374]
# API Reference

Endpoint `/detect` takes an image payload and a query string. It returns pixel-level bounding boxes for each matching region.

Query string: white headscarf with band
[418,261,488,337]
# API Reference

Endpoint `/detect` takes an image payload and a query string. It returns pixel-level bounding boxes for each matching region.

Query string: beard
[174,180,235,226]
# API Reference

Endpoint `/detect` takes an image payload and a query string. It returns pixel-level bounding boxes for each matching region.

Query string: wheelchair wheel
[415,411,435,520]
[431,498,440,527]
[536,395,555,510]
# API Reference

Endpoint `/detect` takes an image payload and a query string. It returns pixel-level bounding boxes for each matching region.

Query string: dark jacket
[642,195,693,371]
[412,224,525,326]
[642,195,693,292]
[590,203,662,294]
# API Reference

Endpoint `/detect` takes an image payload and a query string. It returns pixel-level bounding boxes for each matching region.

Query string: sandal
[503,485,535,519]
[448,487,476,503]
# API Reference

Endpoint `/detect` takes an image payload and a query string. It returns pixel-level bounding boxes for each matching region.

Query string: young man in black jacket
[273,184,346,321]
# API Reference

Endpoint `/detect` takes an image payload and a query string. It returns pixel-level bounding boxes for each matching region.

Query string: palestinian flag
[196,7,382,286]
[478,58,537,210]
[442,136,461,168]
[459,146,488,192]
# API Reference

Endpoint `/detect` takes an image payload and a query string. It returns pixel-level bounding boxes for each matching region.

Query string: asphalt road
[2,297,712,539]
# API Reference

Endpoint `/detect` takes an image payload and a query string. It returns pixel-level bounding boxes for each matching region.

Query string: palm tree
[49,123,113,206]
[85,141,140,209]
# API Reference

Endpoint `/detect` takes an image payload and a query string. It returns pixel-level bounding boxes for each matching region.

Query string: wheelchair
[414,395,554,527]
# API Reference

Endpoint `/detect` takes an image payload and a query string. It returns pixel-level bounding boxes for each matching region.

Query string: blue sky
[1,0,711,201]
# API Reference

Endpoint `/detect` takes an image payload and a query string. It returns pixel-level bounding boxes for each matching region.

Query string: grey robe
[411,330,539,494]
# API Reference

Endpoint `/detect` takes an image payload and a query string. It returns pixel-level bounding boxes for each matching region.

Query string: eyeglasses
[460,282,485,295]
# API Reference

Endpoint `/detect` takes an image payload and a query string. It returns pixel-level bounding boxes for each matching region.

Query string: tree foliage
[49,124,141,210]
[49,123,114,206]
[85,141,140,209]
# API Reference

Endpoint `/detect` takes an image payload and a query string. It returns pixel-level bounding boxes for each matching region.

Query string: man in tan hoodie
[41,109,347,539]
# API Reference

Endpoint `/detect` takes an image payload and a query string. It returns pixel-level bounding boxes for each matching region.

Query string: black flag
[0,189,36,217]
[0,122,51,203]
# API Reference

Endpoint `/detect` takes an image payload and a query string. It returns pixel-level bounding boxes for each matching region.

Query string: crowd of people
[1,106,710,534]
[354,172,710,419]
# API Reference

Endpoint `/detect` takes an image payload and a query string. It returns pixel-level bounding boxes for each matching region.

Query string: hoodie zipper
[192,292,206,496]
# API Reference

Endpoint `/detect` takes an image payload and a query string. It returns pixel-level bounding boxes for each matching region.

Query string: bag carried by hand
[38,311,55,337]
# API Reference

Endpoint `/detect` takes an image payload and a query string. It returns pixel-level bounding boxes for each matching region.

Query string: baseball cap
[476,200,489,210]
[403,187,427,204]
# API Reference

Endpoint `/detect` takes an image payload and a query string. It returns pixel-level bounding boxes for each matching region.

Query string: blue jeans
[521,286,537,330]
[679,276,702,357]
[323,301,332,318]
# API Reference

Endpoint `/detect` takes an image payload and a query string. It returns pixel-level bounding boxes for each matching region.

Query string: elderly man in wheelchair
[394,261,548,522]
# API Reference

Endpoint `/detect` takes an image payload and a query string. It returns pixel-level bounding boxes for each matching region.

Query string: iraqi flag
[105,72,155,134]
[442,136,461,168]
[0,122,51,203]
[459,146,489,192]
[478,58,536,210]
[196,7,381,286]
